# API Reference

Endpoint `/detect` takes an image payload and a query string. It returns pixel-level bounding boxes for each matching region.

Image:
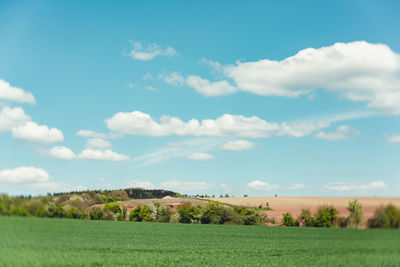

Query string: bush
[34,206,49,217]
[347,200,363,228]
[9,206,30,216]
[281,212,299,226]
[48,206,66,218]
[201,202,233,224]
[313,205,338,228]
[178,203,201,224]
[152,203,174,223]
[130,206,152,222]
[90,208,104,220]
[233,206,266,225]
[368,204,400,229]
[297,209,314,227]
[104,203,122,214]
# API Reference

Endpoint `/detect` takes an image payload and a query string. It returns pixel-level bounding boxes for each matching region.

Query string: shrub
[178,203,201,224]
[152,203,174,223]
[281,212,298,226]
[368,204,400,229]
[34,206,49,217]
[104,203,122,214]
[233,206,266,225]
[130,206,152,222]
[201,202,233,224]
[90,208,104,220]
[9,206,30,216]
[313,205,338,228]
[298,209,314,227]
[48,206,66,218]
[347,200,363,228]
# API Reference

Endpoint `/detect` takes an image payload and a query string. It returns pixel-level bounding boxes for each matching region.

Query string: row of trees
[281,200,400,229]
[89,202,268,225]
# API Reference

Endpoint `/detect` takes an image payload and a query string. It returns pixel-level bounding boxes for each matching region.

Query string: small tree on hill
[313,205,338,228]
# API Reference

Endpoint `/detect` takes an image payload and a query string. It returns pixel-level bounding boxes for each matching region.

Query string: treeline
[51,188,177,199]
[0,194,268,225]
[280,200,400,229]
[90,202,268,225]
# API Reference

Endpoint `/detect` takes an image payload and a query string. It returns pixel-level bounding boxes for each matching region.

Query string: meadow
[1,216,400,266]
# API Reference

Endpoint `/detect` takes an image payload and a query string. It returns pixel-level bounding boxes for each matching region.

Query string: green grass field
[1,216,399,266]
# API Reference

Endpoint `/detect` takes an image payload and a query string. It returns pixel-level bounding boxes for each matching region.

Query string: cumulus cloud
[191,42,400,115]
[322,181,387,192]
[106,110,280,138]
[49,146,76,160]
[187,152,214,160]
[12,121,64,144]
[126,180,155,189]
[128,41,177,61]
[0,106,30,132]
[220,140,255,151]
[86,138,111,149]
[386,134,400,143]
[186,75,237,97]
[287,184,309,190]
[48,144,129,162]
[316,125,360,141]
[159,72,185,87]
[247,180,281,191]
[77,149,130,161]
[142,73,153,80]
[0,166,49,183]
[0,79,36,104]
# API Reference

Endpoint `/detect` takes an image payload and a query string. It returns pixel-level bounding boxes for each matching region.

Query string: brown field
[208,196,400,223]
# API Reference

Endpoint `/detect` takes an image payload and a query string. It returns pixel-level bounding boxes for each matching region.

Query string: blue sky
[1,0,400,196]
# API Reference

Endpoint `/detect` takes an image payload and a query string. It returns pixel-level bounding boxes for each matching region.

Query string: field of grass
[1,216,400,266]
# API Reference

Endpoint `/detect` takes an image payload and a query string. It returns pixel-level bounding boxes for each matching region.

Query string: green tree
[130,205,152,222]
[297,208,314,227]
[178,203,201,224]
[281,212,298,226]
[90,208,104,220]
[313,205,338,228]
[347,200,363,228]
[201,202,232,224]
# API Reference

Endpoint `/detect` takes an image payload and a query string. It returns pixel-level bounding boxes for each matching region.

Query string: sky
[1,0,400,196]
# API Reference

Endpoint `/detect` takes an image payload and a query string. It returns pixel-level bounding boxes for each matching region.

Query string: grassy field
[1,216,399,266]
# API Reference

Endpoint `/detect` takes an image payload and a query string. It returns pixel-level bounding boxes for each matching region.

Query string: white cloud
[12,121,64,144]
[193,41,400,115]
[187,152,214,160]
[278,122,330,137]
[0,106,30,132]
[76,130,120,139]
[316,125,360,141]
[0,166,49,183]
[126,180,155,189]
[77,149,130,161]
[159,72,185,87]
[247,180,281,191]
[386,134,400,143]
[49,146,76,160]
[128,41,177,61]
[220,140,255,151]
[0,79,36,104]
[322,181,387,192]
[186,75,237,97]
[86,138,111,149]
[106,110,279,138]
